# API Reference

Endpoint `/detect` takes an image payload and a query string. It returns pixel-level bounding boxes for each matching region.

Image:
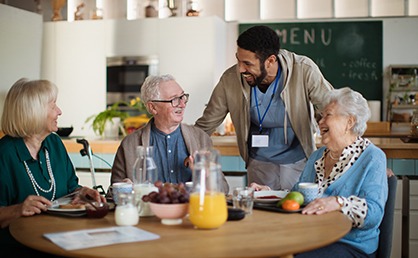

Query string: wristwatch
[336,196,344,208]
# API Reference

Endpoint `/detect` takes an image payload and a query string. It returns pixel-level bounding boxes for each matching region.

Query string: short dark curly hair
[237,25,281,62]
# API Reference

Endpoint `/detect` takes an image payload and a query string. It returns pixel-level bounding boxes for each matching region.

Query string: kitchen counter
[61,135,418,159]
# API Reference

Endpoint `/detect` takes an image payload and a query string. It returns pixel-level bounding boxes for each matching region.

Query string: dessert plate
[254,190,289,203]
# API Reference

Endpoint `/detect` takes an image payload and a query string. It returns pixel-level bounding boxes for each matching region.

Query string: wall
[42,16,233,137]
[237,17,418,121]
[0,4,43,120]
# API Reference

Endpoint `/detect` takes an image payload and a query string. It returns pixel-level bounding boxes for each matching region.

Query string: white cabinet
[42,21,107,137]
[42,17,231,137]
[0,5,43,117]
[391,179,403,258]
[409,180,418,257]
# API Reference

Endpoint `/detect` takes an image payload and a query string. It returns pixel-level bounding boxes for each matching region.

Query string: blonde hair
[1,78,58,137]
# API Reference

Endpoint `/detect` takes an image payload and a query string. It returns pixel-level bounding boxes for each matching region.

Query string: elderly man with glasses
[111,74,229,194]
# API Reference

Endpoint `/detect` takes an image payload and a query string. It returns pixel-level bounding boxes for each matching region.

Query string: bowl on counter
[56,127,73,137]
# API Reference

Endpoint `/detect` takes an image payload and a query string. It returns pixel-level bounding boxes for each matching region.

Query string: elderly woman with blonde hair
[0,78,105,256]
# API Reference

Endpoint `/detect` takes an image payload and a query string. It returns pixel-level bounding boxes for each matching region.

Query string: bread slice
[59,203,85,209]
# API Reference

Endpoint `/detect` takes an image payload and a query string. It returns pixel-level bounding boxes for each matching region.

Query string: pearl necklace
[328,151,340,161]
[23,149,56,201]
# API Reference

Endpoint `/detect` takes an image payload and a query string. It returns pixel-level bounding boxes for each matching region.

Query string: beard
[242,63,268,88]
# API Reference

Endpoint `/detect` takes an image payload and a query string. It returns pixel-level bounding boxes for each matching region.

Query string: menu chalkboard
[239,21,383,101]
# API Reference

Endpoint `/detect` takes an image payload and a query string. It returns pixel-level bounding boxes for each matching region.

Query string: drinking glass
[232,187,254,215]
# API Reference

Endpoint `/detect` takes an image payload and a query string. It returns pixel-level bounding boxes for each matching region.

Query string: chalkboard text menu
[239,21,383,101]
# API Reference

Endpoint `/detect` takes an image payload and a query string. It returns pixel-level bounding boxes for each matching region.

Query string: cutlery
[51,191,80,207]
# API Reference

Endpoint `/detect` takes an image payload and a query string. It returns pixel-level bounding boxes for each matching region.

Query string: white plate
[254,190,289,203]
[47,206,86,212]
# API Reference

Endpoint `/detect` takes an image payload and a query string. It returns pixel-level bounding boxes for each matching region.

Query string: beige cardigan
[111,120,229,194]
[195,49,334,165]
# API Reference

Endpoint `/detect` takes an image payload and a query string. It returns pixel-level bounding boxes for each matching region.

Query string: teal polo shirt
[0,133,80,206]
[0,133,81,247]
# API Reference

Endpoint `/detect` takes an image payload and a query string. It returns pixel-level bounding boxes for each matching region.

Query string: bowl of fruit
[142,181,189,225]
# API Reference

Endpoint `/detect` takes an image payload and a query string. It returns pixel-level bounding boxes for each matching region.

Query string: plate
[275,207,303,213]
[47,207,86,212]
[46,207,87,217]
[254,190,289,203]
[253,202,304,213]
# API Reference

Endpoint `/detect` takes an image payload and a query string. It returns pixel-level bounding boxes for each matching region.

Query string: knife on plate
[51,191,80,207]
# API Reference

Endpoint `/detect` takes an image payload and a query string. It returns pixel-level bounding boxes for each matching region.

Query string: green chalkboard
[239,21,383,101]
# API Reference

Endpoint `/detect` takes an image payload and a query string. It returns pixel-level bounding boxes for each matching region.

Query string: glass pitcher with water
[188,149,227,229]
[132,146,158,217]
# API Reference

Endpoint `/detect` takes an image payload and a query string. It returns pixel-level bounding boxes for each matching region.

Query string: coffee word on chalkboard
[239,21,383,101]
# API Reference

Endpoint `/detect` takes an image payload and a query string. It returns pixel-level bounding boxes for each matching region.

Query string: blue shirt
[249,75,305,164]
[149,124,192,183]
[294,144,388,254]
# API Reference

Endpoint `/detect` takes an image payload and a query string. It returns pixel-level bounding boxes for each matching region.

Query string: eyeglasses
[150,93,189,107]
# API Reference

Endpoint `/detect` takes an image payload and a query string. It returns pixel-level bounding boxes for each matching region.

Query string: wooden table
[10,209,351,258]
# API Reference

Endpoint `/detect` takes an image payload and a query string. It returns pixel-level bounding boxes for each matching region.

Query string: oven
[106,56,158,115]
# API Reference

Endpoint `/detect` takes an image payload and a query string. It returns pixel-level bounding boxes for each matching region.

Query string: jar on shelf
[411,110,418,137]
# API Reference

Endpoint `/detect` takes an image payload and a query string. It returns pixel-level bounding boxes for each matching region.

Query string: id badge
[252,134,269,147]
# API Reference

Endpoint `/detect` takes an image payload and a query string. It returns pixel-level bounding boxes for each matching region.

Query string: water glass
[232,187,254,215]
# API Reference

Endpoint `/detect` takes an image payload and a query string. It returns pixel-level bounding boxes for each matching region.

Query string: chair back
[377,175,397,258]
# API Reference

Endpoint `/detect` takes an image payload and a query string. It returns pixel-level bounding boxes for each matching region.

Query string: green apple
[277,191,304,207]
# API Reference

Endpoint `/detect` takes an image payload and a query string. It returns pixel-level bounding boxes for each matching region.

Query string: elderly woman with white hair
[293,87,388,257]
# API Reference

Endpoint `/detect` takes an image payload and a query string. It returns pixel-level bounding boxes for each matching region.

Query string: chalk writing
[276,28,332,46]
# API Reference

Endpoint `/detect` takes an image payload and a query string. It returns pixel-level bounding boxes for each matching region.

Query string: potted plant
[85,98,151,138]
[85,102,130,138]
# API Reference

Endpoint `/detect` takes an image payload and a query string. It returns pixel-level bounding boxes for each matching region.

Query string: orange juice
[189,192,227,229]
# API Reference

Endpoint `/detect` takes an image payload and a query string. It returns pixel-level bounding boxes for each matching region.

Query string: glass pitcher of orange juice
[189,149,227,229]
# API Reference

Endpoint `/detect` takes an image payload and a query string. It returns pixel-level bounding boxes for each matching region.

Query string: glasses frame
[150,93,189,107]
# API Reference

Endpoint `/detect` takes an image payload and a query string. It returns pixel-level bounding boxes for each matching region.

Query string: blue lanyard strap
[254,67,281,132]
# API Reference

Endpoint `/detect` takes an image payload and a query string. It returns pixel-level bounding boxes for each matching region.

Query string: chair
[377,174,397,258]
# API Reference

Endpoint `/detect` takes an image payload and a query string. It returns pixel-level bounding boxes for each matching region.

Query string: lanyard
[254,67,281,132]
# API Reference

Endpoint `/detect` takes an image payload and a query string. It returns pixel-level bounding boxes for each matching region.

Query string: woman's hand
[73,186,106,204]
[249,182,271,191]
[301,196,340,215]
[20,195,51,216]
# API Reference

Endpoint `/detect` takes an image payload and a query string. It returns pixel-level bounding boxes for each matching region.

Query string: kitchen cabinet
[42,17,234,137]
[392,178,403,258]
[0,4,43,117]
[42,20,107,137]
[410,179,418,257]
[387,65,418,134]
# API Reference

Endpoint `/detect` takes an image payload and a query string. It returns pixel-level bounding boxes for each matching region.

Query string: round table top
[10,208,351,258]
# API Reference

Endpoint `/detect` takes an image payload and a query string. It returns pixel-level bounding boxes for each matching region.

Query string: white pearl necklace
[23,149,56,201]
[328,151,340,161]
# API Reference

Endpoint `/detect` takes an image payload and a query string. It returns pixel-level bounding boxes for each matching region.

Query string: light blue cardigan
[293,143,388,254]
